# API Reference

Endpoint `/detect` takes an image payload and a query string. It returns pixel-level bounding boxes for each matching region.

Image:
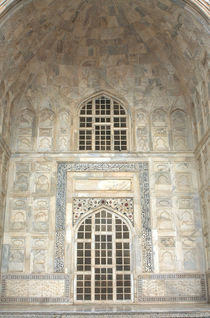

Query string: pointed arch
[74,204,134,232]
[74,207,133,303]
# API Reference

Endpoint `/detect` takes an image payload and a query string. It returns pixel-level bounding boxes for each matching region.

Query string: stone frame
[54,162,153,273]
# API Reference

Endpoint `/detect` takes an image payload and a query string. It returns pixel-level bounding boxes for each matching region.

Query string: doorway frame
[54,162,153,274]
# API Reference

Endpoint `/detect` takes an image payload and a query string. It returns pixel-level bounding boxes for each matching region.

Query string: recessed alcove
[0,0,209,316]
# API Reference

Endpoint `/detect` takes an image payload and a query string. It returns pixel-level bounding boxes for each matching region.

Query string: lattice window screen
[76,210,132,302]
[79,96,128,151]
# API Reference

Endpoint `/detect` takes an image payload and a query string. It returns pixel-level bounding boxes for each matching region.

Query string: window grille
[76,209,132,302]
[79,96,128,151]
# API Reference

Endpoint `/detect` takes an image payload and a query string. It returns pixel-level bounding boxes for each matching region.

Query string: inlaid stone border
[207,272,210,302]
[55,162,153,273]
[138,273,207,303]
[73,198,134,225]
[0,274,70,303]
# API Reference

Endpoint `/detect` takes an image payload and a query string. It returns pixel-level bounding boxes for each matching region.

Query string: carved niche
[35,174,50,193]
[31,238,48,273]
[171,109,188,151]
[16,108,35,152]
[158,210,174,231]
[32,199,49,232]
[8,238,25,272]
[14,163,31,193]
[159,250,175,271]
[10,210,26,231]
[184,249,197,271]
[151,109,169,151]
[135,109,149,151]
[57,110,70,151]
[38,109,55,151]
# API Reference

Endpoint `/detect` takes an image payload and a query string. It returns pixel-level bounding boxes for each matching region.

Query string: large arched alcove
[0,0,209,315]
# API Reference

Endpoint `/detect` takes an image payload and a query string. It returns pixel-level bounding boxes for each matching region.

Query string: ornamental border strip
[54,162,153,273]
[0,274,70,304]
[138,273,207,303]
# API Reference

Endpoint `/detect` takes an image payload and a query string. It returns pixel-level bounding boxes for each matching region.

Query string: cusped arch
[170,109,187,127]
[18,108,35,127]
[15,108,36,151]
[151,108,168,126]
[136,108,148,127]
[38,108,55,127]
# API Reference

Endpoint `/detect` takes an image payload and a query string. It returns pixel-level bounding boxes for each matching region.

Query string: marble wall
[0,153,207,303]
[0,69,208,303]
[0,65,208,303]
[11,87,193,154]
[0,0,209,305]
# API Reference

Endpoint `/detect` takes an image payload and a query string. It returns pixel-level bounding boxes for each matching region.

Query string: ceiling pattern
[0,0,209,143]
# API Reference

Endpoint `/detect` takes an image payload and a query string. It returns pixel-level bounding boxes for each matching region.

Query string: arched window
[75,209,132,302]
[79,95,128,151]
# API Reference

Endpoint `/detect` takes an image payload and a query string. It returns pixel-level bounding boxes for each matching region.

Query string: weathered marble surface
[0,0,209,307]
[0,303,210,317]
[0,313,210,318]
[196,135,210,272]
[0,0,209,152]
[0,156,206,303]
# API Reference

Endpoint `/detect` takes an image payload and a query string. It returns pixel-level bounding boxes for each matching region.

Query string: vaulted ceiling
[0,0,209,146]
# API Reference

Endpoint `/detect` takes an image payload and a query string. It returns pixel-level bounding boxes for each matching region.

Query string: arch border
[77,90,130,114]
[0,0,209,23]
[54,161,153,273]
[72,198,134,226]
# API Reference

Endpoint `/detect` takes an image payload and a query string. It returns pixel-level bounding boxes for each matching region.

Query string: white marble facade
[0,0,209,308]
[0,122,208,303]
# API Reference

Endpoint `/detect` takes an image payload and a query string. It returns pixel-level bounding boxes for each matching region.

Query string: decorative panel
[55,162,153,273]
[73,198,134,225]
[138,274,207,303]
[0,274,70,303]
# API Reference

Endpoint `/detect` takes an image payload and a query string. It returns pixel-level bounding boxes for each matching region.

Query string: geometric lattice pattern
[75,209,132,302]
[79,95,128,151]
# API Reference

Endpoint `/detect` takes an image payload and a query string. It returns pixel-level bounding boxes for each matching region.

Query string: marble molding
[0,313,210,318]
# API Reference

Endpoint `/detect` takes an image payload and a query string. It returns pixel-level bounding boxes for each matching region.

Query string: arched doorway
[75,208,133,303]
